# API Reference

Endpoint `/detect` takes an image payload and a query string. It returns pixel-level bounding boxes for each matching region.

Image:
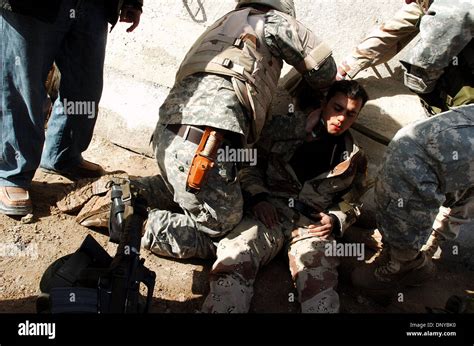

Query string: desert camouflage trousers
[139,124,243,259]
[375,105,474,251]
[201,198,340,313]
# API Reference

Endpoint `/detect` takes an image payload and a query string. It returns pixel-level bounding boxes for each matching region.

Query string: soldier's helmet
[235,0,296,17]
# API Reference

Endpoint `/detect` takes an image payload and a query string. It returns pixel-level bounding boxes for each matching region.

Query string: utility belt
[167,124,237,146]
[167,124,207,146]
[418,85,474,116]
[166,124,236,194]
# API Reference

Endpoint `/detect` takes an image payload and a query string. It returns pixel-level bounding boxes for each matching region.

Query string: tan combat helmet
[235,0,296,17]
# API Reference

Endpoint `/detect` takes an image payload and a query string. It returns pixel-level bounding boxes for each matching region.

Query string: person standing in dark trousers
[0,0,143,216]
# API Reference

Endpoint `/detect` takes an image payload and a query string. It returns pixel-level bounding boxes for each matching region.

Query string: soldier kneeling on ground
[351,0,473,302]
[55,79,369,314]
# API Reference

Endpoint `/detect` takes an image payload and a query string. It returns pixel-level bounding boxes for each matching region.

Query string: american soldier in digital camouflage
[376,106,474,250]
[352,0,473,294]
[140,0,337,260]
[378,0,474,251]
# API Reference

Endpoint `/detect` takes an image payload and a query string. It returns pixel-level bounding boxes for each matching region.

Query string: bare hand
[306,212,335,239]
[120,6,142,32]
[252,201,280,229]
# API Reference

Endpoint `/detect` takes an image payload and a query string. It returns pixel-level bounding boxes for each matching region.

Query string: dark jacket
[0,0,143,25]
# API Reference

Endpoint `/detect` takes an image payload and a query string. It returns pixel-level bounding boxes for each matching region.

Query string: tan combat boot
[351,245,436,296]
[57,173,155,230]
[56,172,129,228]
[56,172,128,213]
[75,192,113,228]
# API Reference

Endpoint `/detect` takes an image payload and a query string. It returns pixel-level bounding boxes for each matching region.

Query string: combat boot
[445,291,474,313]
[56,172,129,228]
[351,246,435,296]
[57,173,155,230]
[76,192,112,228]
[56,172,128,212]
[427,290,474,313]
[420,230,446,259]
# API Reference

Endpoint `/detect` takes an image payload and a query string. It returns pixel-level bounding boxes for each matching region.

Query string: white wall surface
[98,0,424,147]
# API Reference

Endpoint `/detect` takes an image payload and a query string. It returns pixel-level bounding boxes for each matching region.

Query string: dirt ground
[0,134,473,314]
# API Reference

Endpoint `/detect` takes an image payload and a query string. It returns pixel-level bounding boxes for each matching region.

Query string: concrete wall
[97,0,425,153]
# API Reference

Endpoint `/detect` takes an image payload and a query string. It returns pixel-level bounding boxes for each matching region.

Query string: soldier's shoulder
[268,111,306,129]
[264,9,301,27]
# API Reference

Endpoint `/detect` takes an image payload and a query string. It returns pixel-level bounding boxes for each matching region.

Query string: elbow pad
[295,41,333,74]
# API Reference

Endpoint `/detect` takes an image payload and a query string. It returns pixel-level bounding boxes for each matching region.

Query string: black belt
[166,124,204,145]
[166,124,237,149]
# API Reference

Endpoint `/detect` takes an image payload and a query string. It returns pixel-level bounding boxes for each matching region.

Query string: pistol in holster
[186,127,224,194]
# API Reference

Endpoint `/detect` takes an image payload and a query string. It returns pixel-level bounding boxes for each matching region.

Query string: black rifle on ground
[37,182,156,313]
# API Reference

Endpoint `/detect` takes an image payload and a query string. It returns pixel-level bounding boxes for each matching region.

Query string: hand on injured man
[304,212,336,239]
[252,201,280,230]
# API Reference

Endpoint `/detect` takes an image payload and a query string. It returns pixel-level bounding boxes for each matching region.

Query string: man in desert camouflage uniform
[338,0,473,115]
[140,0,337,259]
[352,0,474,294]
[201,80,369,313]
[337,0,432,81]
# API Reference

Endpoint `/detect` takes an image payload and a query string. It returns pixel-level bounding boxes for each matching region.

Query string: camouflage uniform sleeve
[239,148,270,199]
[0,0,11,11]
[239,162,270,198]
[240,110,310,199]
[239,112,301,198]
[400,0,473,94]
[341,2,424,79]
[259,111,307,142]
[264,11,336,90]
[326,152,369,236]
